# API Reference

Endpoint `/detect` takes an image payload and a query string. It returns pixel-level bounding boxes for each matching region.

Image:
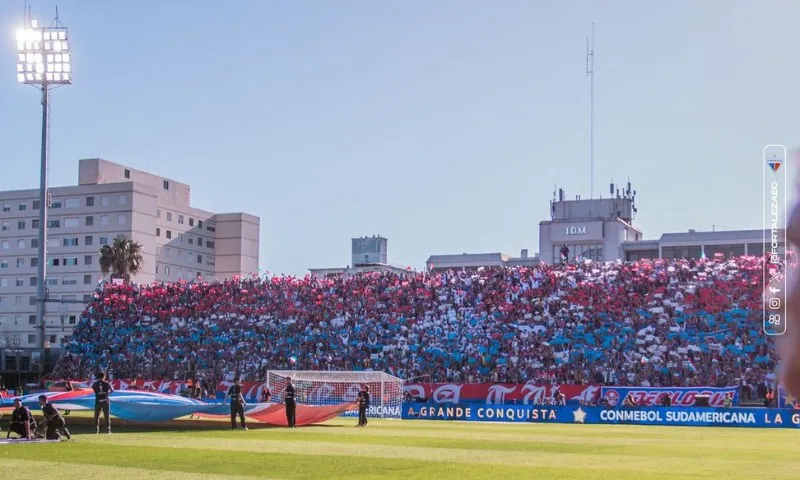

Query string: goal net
[266,370,404,419]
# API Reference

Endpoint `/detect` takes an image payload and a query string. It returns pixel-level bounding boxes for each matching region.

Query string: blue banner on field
[402,403,800,428]
[599,386,738,407]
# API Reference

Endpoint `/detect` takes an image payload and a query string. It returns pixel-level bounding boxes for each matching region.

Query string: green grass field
[0,417,796,479]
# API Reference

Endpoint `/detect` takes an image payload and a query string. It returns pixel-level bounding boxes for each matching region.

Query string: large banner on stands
[402,403,800,429]
[402,383,600,405]
[599,386,739,407]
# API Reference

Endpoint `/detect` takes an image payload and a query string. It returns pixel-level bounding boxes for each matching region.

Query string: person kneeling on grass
[7,398,37,440]
[38,395,71,441]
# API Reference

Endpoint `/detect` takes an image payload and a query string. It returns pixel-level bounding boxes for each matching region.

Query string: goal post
[266,370,404,419]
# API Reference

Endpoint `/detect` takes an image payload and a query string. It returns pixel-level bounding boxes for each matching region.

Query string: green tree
[99,237,144,283]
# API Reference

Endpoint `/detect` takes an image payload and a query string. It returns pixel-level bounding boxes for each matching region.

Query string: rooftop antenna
[586,22,595,199]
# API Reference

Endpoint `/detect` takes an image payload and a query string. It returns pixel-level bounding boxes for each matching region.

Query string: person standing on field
[284,377,296,428]
[356,385,370,427]
[92,371,114,434]
[226,377,248,431]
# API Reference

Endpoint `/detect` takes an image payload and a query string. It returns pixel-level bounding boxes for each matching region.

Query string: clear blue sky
[0,1,797,275]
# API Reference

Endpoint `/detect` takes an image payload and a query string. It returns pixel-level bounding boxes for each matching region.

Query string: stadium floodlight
[13,12,72,362]
[15,21,71,85]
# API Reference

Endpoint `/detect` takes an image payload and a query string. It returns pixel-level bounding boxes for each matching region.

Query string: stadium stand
[52,256,775,393]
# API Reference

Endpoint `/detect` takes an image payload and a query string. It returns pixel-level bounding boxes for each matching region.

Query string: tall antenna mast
[586,22,595,199]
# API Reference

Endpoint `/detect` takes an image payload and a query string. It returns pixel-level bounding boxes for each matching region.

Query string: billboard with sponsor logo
[403,383,600,405]
[599,387,739,407]
[548,221,604,243]
[402,403,800,429]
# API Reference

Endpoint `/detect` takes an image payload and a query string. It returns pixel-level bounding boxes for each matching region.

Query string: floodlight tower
[14,12,72,355]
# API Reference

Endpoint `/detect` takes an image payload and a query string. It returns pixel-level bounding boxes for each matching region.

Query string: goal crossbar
[265,370,405,419]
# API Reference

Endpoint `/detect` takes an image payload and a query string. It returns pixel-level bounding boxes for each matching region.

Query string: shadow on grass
[46,420,348,435]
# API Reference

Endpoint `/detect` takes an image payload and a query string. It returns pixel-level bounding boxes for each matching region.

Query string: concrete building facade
[0,158,259,351]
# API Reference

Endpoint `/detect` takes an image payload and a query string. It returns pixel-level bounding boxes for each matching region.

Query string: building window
[124,168,131,179]
[99,236,109,245]
[165,266,170,275]
[65,198,79,208]
[166,212,172,222]
[0,260,7,269]
[84,274,92,285]
[178,215,184,224]
[166,230,172,239]
[48,258,60,267]
[156,209,161,219]
[85,215,94,226]
[62,277,77,286]
[15,278,24,287]
[29,296,36,306]
[17,220,26,230]
[17,239,25,249]
[155,266,159,274]
[101,196,110,206]
[86,196,95,207]
[0,278,6,288]
[28,334,35,345]
[32,219,40,229]
[165,248,171,258]
[118,195,127,205]
[206,241,215,249]
[28,315,37,325]
[117,214,126,225]
[100,215,109,226]
[1,221,9,231]
[687,246,703,259]
[50,199,62,209]
[29,277,37,286]
[30,258,38,267]
[47,277,59,286]
[198,238,203,247]
[84,255,93,266]
[1,203,9,212]
[206,224,215,232]
[163,180,169,190]
[84,235,93,246]
[198,220,203,228]
[31,238,38,248]
[16,258,24,268]
[47,238,60,249]
[197,254,203,264]
[83,294,91,302]
[64,217,79,228]
[189,218,194,227]
[18,202,27,211]
[156,228,161,237]
[64,257,78,266]
[32,200,40,210]
[747,243,764,256]
[187,237,192,245]
[47,219,60,228]
[0,240,8,250]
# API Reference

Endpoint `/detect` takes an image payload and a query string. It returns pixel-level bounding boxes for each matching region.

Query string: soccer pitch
[0,418,796,479]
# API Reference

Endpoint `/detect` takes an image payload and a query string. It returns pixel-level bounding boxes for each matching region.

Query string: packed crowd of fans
[53,256,776,391]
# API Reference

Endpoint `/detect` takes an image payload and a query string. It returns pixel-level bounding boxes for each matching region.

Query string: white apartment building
[0,158,260,349]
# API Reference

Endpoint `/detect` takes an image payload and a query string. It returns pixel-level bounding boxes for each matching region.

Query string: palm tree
[99,236,144,283]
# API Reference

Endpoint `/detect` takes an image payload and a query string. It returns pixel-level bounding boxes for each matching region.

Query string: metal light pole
[15,13,72,358]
